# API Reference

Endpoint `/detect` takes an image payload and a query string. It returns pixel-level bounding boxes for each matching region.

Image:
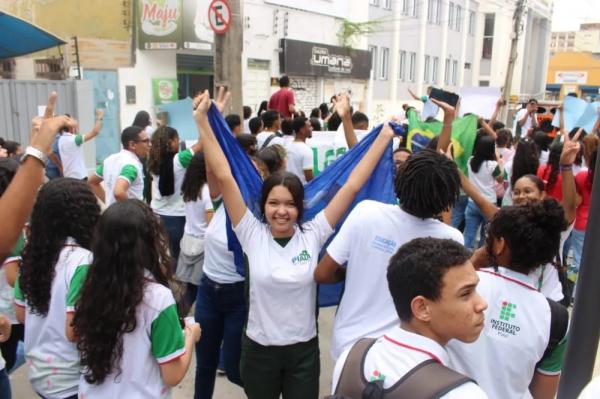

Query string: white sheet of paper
[421,100,439,120]
[37,105,47,117]
[458,87,501,119]
[551,96,590,131]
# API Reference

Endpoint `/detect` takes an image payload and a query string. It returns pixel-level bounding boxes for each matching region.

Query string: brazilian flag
[406,108,478,175]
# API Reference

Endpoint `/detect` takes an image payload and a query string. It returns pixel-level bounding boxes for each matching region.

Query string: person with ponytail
[148,126,201,264]
[14,178,100,399]
[537,141,564,201]
[68,199,201,398]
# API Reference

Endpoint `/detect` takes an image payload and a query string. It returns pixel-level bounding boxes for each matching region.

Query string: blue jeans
[451,194,469,230]
[571,228,586,273]
[0,368,10,399]
[158,214,186,265]
[464,201,487,250]
[194,276,247,399]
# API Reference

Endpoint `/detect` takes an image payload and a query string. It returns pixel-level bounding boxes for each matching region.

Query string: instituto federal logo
[491,300,520,337]
[499,301,516,321]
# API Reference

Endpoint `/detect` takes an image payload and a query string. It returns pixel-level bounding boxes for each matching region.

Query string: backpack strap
[260,132,283,150]
[388,359,474,399]
[544,298,569,357]
[334,338,377,398]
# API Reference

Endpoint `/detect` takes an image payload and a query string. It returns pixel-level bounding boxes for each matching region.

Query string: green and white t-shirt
[14,239,92,398]
[96,149,144,206]
[58,133,87,179]
[74,271,185,398]
[151,149,194,217]
[0,232,24,324]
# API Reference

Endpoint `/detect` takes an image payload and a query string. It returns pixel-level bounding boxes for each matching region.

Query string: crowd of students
[0,81,599,399]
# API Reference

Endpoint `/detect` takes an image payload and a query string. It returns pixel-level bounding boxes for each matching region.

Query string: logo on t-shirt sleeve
[370,236,397,254]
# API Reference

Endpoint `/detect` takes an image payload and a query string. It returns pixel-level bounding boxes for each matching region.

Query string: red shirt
[268,88,295,118]
[537,164,563,202]
[575,170,592,231]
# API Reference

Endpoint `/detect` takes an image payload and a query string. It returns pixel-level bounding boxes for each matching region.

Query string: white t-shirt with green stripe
[58,133,87,179]
[14,239,92,398]
[96,149,144,206]
[71,270,186,398]
[151,149,194,217]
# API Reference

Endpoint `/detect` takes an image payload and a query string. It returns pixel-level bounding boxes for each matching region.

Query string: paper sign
[458,86,501,119]
[552,96,593,131]
[37,105,47,117]
[157,97,197,140]
[421,100,439,120]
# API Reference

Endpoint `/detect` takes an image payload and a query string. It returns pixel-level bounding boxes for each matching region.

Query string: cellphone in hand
[429,88,460,107]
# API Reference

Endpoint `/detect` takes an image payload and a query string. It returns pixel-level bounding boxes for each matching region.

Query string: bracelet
[559,164,573,172]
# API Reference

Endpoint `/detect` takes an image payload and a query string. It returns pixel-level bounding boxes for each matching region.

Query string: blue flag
[206,104,397,306]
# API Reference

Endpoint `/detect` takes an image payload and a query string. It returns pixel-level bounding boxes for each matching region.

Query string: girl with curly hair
[148,126,201,265]
[14,178,100,399]
[67,199,201,398]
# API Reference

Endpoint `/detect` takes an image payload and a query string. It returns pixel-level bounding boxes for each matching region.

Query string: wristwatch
[21,146,48,166]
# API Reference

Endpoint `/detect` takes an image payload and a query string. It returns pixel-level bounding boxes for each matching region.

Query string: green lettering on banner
[336,147,347,158]
[312,147,321,176]
[324,149,336,169]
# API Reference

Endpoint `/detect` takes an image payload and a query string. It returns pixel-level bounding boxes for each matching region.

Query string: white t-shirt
[515,109,538,133]
[243,119,250,134]
[76,278,185,399]
[447,267,568,399]
[498,147,514,164]
[256,131,285,149]
[286,141,314,184]
[183,184,213,239]
[97,149,144,206]
[14,239,92,398]
[332,327,487,398]
[151,149,194,217]
[202,203,243,284]
[233,209,333,346]
[326,200,464,361]
[467,159,501,203]
[58,133,88,179]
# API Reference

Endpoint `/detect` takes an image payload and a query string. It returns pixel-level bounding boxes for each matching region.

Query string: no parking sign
[208,0,231,34]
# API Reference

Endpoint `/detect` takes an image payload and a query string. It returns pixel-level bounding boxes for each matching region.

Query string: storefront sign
[152,78,179,104]
[555,71,588,84]
[279,39,371,80]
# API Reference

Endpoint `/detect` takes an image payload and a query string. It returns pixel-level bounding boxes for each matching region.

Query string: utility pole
[501,0,525,123]
[213,0,243,116]
[71,36,82,80]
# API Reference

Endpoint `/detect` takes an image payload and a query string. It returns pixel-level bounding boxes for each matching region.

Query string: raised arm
[560,129,582,225]
[323,123,394,228]
[489,98,504,127]
[408,88,420,101]
[82,109,104,142]
[518,106,530,127]
[430,98,456,153]
[334,93,358,149]
[193,89,246,227]
[479,117,498,140]
[460,170,499,220]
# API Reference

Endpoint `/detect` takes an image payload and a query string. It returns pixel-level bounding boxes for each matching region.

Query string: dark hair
[257,101,269,116]
[487,199,565,274]
[528,99,538,105]
[236,133,257,156]
[533,131,550,154]
[469,134,496,173]
[262,110,280,129]
[426,136,440,150]
[319,103,330,119]
[0,137,5,147]
[396,149,460,218]
[225,114,242,132]
[132,111,151,128]
[182,152,208,202]
[496,129,513,148]
[292,117,308,134]
[387,238,471,321]
[492,121,506,131]
[73,200,172,384]
[3,141,21,157]
[541,142,562,192]
[20,178,100,316]
[309,108,321,119]
[281,118,294,136]
[516,174,545,192]
[589,150,597,188]
[511,140,539,188]
[249,116,263,135]
[0,157,19,196]
[351,112,369,128]
[121,126,143,149]
[310,118,322,131]
[148,126,178,197]
[393,147,412,156]
[260,172,304,224]
[243,106,252,119]
[257,146,284,175]
[328,112,342,131]
[279,75,290,87]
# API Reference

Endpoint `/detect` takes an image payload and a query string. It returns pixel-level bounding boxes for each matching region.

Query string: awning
[580,85,600,93]
[0,11,66,59]
[546,84,561,92]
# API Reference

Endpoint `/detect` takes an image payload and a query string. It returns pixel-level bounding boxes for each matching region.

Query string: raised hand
[30,92,77,155]
[214,86,231,113]
[192,90,212,124]
[560,128,582,166]
[430,98,456,120]
[332,93,351,118]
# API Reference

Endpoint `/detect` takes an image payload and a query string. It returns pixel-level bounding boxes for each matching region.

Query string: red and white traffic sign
[208,0,232,35]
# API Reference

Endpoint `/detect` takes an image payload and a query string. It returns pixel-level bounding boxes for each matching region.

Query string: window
[455,5,462,31]
[402,0,409,14]
[369,46,378,79]
[424,55,430,83]
[383,0,392,9]
[432,57,439,83]
[380,47,389,80]
[482,13,495,59]
[468,11,475,35]
[409,52,416,82]
[452,60,458,85]
[427,0,441,24]
[403,0,418,17]
[448,2,455,28]
[479,80,490,87]
[398,51,406,81]
[444,58,450,85]
[369,0,380,5]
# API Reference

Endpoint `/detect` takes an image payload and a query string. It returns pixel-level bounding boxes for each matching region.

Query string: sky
[551,0,600,31]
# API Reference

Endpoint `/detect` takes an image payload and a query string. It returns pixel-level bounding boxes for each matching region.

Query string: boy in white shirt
[286,117,314,184]
[58,109,104,179]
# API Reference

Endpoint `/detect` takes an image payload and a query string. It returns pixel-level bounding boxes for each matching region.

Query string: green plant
[338,19,382,47]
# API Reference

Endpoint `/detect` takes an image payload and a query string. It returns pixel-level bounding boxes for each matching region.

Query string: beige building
[551,23,600,54]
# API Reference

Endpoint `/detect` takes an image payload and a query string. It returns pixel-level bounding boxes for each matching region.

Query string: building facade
[550,23,600,54]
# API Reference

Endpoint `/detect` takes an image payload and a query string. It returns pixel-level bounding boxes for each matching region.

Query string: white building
[551,23,600,54]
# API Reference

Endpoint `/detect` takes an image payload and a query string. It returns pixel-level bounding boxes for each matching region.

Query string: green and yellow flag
[406,109,478,174]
